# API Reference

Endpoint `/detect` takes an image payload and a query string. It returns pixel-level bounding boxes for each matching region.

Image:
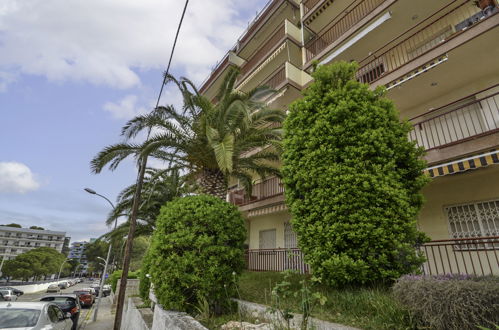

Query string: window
[259,229,276,249]
[445,199,499,239]
[47,306,59,322]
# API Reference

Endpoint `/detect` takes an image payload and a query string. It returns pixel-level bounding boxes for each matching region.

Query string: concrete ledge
[235,299,359,330]
[151,306,207,330]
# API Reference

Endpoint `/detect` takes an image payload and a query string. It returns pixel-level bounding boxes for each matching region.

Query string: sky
[0,0,268,241]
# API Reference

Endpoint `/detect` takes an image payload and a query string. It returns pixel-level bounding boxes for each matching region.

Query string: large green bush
[282,62,429,286]
[393,275,499,329]
[148,194,246,314]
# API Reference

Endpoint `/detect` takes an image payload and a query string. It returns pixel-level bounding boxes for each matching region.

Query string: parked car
[0,286,24,296]
[58,281,70,289]
[73,289,94,308]
[89,284,101,297]
[0,301,72,329]
[0,289,18,301]
[40,294,80,330]
[102,284,111,297]
[46,284,61,293]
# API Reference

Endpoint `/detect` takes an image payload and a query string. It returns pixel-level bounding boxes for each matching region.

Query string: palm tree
[116,67,285,198]
[103,168,183,240]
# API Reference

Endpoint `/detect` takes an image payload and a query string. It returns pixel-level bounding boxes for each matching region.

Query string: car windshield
[41,297,76,309]
[74,291,90,295]
[0,308,40,328]
[0,290,10,295]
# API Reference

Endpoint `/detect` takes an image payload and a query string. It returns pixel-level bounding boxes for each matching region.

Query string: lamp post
[57,259,69,280]
[84,188,117,322]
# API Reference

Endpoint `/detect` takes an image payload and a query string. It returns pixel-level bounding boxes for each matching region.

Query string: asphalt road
[16,280,100,329]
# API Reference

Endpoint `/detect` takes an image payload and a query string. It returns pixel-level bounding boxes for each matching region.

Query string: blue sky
[0,0,267,241]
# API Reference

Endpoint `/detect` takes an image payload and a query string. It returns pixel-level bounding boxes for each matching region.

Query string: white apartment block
[0,226,66,260]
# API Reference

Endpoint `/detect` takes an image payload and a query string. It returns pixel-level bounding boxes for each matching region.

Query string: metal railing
[409,91,499,150]
[302,0,323,15]
[419,236,499,276]
[240,25,286,77]
[305,0,386,62]
[357,1,495,84]
[246,248,310,274]
[228,176,284,206]
[262,65,287,89]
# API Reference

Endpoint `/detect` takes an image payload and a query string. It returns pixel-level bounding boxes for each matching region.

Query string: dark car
[0,286,23,296]
[73,289,95,308]
[40,294,80,330]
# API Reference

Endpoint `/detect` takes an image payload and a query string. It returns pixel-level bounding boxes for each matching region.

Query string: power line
[154,0,190,109]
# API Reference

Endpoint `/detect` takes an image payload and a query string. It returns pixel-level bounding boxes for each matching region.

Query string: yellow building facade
[200,0,499,275]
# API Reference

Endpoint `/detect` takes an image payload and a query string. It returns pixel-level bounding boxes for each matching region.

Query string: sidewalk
[81,296,115,330]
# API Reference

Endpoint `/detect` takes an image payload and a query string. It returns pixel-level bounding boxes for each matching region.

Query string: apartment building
[68,241,89,273]
[200,0,499,275]
[0,226,66,261]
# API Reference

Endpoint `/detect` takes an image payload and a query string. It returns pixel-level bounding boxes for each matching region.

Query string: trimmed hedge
[108,269,139,292]
[393,275,499,329]
[148,195,246,314]
[282,62,429,286]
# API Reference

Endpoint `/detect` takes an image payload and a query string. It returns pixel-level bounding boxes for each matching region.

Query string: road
[16,279,101,329]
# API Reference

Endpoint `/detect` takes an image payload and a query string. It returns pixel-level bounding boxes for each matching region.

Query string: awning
[247,202,287,218]
[424,150,499,178]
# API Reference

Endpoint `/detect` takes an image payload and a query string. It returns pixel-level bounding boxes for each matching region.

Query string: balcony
[244,236,499,276]
[304,0,389,63]
[229,176,284,207]
[236,21,302,93]
[356,1,498,85]
[409,87,499,154]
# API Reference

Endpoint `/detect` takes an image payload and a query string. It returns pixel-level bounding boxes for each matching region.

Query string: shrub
[393,275,499,329]
[138,249,153,301]
[282,61,429,286]
[148,195,246,314]
[108,269,139,292]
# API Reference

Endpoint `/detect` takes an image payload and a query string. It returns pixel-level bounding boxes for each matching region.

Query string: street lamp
[57,259,70,280]
[84,187,117,322]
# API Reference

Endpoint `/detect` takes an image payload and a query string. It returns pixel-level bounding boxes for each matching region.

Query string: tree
[91,68,285,199]
[104,168,183,240]
[282,62,429,286]
[29,226,44,230]
[2,223,22,228]
[2,247,66,281]
[148,195,246,314]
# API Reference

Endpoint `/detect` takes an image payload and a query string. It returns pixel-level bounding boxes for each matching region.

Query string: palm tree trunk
[199,168,227,199]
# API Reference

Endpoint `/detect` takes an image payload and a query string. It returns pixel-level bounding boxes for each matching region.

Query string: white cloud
[0,0,262,90]
[103,94,148,119]
[0,162,40,193]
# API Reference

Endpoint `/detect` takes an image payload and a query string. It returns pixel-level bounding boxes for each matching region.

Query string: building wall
[419,163,499,240]
[248,211,291,250]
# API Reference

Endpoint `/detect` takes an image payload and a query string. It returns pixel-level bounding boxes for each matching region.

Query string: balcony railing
[409,90,499,150]
[302,0,323,15]
[229,176,284,206]
[357,1,496,84]
[240,25,286,77]
[262,64,286,90]
[246,248,310,274]
[305,0,387,62]
[419,236,499,276]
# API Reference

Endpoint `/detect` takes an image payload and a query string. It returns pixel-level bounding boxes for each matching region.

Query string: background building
[68,241,89,274]
[0,225,66,261]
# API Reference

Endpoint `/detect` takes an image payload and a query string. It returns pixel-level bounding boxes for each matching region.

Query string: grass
[237,271,414,330]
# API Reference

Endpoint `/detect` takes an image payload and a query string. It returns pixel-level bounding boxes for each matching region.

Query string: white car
[0,302,72,329]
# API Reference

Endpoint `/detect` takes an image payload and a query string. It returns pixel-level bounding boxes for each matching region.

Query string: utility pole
[113,157,147,330]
